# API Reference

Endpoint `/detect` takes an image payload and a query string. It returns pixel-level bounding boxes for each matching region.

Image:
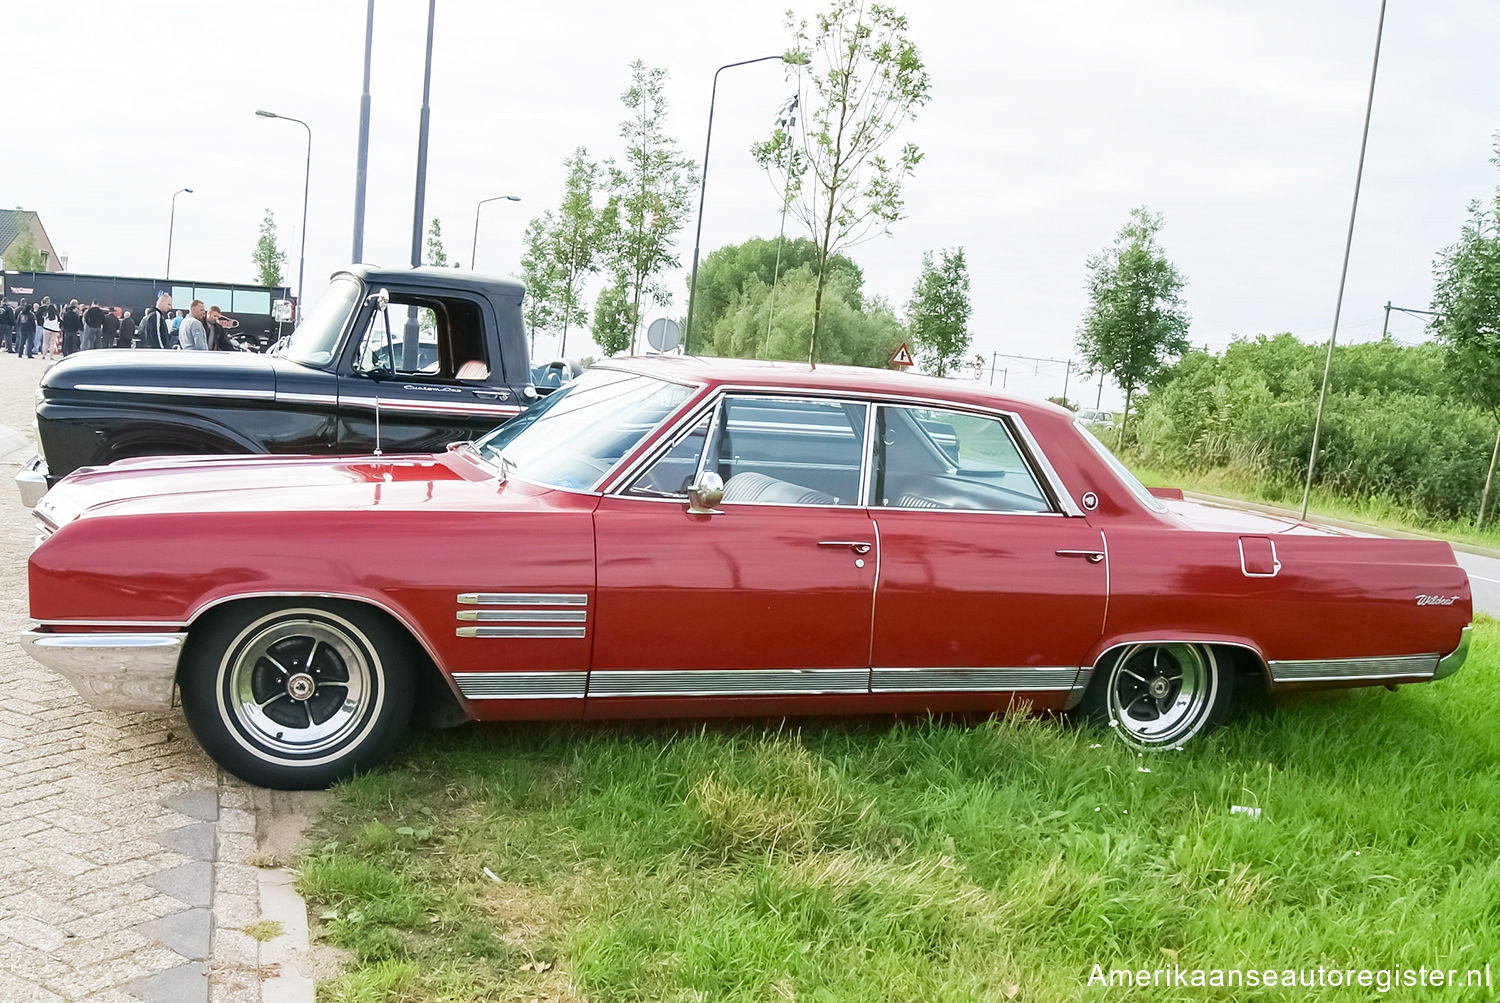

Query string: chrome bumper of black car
[15,453,47,509]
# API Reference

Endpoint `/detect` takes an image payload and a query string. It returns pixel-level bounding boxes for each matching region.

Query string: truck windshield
[278,277,362,368]
[474,369,693,491]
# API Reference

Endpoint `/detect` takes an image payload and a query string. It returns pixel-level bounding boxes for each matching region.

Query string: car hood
[1158,496,1362,536]
[35,448,530,526]
[40,348,281,396]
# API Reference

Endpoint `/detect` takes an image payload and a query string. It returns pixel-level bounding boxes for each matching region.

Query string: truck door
[336,289,522,454]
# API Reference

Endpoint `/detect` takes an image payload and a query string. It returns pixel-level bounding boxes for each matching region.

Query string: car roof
[599,355,1076,421]
[333,264,526,300]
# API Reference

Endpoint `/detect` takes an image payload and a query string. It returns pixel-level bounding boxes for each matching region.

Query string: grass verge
[302,622,1500,1002]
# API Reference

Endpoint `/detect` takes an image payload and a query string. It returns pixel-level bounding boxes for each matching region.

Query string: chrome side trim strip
[72,384,276,400]
[1267,654,1439,683]
[457,593,588,606]
[588,668,869,697]
[339,396,522,417]
[871,666,1081,692]
[456,609,587,623]
[451,671,586,699]
[456,626,587,638]
[275,391,340,406]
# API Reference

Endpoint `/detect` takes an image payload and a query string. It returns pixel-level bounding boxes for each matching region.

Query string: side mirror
[366,288,390,311]
[687,471,725,515]
[522,385,539,401]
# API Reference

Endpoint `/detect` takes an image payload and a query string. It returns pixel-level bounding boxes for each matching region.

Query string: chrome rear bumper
[18,630,183,711]
[1433,624,1471,681]
[16,453,47,508]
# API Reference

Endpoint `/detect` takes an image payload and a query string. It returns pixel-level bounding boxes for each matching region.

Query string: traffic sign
[889,341,914,368]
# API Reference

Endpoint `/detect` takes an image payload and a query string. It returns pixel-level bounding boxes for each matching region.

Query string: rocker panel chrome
[1267,653,1439,683]
[588,668,870,697]
[452,671,586,699]
[871,666,1083,692]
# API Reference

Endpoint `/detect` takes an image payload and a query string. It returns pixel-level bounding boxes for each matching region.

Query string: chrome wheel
[1105,643,1219,748]
[217,610,385,765]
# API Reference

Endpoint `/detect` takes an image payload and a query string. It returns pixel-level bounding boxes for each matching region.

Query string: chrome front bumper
[18,630,184,711]
[1433,624,1472,681]
[16,453,47,509]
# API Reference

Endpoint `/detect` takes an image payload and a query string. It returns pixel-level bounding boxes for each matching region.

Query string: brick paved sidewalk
[0,354,317,1002]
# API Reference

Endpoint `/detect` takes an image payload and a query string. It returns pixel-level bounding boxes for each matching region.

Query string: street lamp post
[471,195,522,271]
[165,187,194,279]
[255,110,312,314]
[683,52,804,355]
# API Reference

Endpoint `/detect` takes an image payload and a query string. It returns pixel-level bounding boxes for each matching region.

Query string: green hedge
[1134,334,1497,520]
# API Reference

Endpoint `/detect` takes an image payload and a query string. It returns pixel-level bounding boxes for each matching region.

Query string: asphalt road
[1454,551,1500,619]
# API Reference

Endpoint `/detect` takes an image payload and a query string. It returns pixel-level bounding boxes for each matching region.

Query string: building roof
[0,209,39,250]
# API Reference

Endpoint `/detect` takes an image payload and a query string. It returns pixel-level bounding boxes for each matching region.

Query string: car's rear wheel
[1082,642,1233,749]
[179,601,415,789]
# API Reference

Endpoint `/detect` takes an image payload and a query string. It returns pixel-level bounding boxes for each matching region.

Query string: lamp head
[255,109,277,119]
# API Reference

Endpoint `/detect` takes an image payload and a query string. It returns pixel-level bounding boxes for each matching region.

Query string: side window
[354,297,488,380]
[716,397,865,506]
[625,410,713,498]
[868,406,1053,513]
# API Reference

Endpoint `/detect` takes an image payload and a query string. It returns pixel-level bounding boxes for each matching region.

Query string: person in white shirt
[178,300,210,351]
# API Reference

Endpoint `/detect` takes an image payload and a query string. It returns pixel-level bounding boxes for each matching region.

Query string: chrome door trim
[456,609,587,623]
[457,593,588,606]
[456,626,587,639]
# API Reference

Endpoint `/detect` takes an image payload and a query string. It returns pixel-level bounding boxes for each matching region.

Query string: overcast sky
[9,0,1498,407]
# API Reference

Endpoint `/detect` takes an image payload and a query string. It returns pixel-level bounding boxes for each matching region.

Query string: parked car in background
[22,358,1470,788]
[1077,407,1117,429]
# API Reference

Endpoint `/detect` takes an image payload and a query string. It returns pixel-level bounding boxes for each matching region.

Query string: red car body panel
[25,357,1471,730]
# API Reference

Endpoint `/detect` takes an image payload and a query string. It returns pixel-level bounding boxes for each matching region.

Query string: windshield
[278,276,362,367]
[1075,421,1167,513]
[474,369,694,490]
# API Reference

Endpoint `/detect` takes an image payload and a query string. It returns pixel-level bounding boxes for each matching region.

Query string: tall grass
[304,623,1500,1002]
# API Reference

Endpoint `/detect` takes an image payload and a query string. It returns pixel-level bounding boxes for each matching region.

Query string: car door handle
[818,540,872,555]
[472,390,509,400]
[1056,549,1105,564]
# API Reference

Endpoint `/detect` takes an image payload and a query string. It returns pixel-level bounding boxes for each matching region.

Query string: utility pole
[351,0,375,263]
[404,0,437,370]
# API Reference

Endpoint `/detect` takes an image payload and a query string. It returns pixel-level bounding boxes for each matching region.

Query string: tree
[752,0,931,363]
[250,209,287,287]
[551,148,609,356]
[1075,207,1190,446]
[424,217,458,268]
[689,236,863,344]
[604,61,696,354]
[701,263,904,368]
[591,277,636,357]
[1430,138,1500,527]
[906,246,971,376]
[516,214,561,352]
[3,216,46,272]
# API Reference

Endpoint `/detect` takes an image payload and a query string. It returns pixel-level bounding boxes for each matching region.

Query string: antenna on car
[373,395,382,457]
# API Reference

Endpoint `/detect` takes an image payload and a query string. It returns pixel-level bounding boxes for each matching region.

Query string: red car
[21,359,1472,789]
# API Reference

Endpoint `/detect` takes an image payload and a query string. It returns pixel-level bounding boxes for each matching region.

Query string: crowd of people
[0,294,243,358]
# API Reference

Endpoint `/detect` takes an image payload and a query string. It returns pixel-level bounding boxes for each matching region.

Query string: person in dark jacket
[18,303,38,358]
[0,302,14,353]
[137,293,173,349]
[119,310,136,348]
[102,307,121,348]
[82,302,107,352]
[61,301,84,356]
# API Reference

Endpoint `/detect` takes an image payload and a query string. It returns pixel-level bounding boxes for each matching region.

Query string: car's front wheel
[179,601,415,789]
[1081,642,1233,749]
